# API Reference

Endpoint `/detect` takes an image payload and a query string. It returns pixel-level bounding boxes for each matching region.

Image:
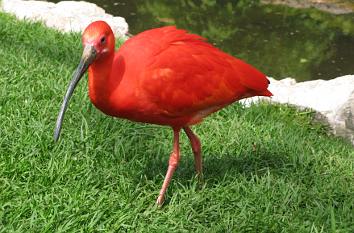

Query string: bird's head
[53,21,115,141]
[82,21,115,61]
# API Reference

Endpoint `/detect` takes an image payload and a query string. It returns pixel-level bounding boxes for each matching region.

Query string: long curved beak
[54,45,96,142]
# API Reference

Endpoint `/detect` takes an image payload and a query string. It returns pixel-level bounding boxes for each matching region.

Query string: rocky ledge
[2,0,354,144]
[0,0,129,38]
[243,75,354,144]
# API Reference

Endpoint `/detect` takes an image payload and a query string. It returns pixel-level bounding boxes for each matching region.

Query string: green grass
[0,13,353,232]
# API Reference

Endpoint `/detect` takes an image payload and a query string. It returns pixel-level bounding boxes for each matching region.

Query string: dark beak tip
[53,125,61,142]
[53,133,59,142]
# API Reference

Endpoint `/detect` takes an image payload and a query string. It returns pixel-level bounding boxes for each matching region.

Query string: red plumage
[88,25,271,126]
[55,21,272,205]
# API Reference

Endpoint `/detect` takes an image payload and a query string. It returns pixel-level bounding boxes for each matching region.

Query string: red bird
[54,21,272,205]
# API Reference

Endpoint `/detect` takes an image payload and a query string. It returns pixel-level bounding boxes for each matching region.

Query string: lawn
[0,12,353,232]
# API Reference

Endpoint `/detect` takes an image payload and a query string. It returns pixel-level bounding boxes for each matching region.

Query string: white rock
[243,75,354,144]
[0,0,129,38]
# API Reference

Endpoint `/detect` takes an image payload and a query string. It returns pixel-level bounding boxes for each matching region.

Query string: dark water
[50,0,354,81]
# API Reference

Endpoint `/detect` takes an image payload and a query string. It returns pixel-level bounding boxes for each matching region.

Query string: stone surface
[242,75,354,144]
[0,0,129,38]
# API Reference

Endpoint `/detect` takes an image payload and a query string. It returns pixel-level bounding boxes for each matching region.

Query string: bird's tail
[258,89,273,97]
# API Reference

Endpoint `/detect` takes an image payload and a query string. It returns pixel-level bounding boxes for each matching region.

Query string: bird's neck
[88,53,115,114]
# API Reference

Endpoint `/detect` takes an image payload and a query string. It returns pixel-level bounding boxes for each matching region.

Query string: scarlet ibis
[54,21,272,205]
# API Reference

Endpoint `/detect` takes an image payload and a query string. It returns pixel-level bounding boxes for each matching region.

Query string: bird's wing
[138,27,271,117]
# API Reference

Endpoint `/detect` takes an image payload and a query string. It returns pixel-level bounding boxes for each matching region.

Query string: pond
[50,0,354,81]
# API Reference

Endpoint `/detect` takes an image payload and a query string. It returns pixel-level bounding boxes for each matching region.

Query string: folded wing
[137,27,272,117]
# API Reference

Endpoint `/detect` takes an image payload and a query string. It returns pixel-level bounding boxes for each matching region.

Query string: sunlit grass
[0,13,353,232]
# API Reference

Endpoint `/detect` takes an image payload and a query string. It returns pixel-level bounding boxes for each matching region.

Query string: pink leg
[156,128,181,206]
[183,126,202,176]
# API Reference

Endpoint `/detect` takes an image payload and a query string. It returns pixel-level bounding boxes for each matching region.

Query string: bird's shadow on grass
[76,117,294,188]
[141,147,293,186]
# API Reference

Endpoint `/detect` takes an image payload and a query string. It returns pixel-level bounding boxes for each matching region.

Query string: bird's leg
[183,126,202,178]
[156,128,181,206]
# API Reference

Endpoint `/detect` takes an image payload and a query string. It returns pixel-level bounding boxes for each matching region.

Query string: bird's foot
[156,195,165,207]
[195,169,204,181]
[195,172,204,190]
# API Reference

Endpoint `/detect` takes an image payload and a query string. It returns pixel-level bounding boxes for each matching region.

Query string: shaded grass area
[0,13,353,232]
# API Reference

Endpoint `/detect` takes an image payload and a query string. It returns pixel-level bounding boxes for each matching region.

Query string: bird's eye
[100,36,106,44]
